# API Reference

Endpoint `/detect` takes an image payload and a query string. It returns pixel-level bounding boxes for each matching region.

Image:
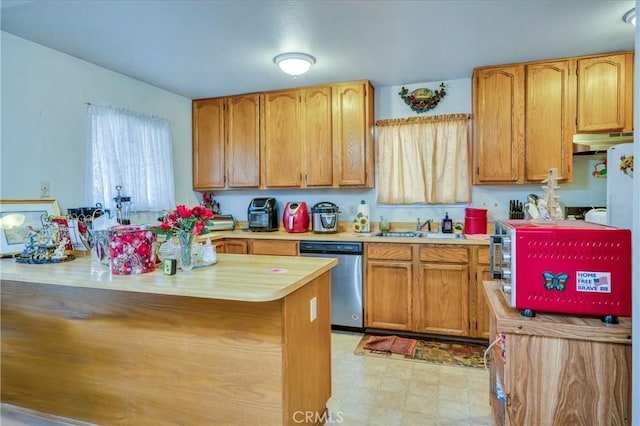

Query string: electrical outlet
[310,297,317,322]
[40,181,50,198]
[348,205,357,216]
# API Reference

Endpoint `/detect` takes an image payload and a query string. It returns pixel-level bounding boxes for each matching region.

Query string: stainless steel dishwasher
[299,241,363,329]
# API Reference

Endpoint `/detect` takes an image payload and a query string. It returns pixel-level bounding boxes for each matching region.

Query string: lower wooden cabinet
[249,239,299,256]
[365,242,489,339]
[224,239,248,254]
[415,246,469,336]
[365,244,413,330]
[472,246,491,339]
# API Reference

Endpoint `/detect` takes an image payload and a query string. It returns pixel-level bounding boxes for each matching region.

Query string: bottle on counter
[356,200,370,233]
[442,212,453,233]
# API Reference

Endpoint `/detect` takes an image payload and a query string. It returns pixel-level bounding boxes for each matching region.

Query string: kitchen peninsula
[1,254,336,425]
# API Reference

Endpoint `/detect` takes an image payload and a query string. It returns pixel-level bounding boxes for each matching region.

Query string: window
[87,105,175,212]
[376,113,471,204]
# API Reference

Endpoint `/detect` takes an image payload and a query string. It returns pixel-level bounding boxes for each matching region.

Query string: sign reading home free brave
[576,271,612,293]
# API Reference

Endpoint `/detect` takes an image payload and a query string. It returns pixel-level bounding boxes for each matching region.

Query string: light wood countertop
[0,254,337,302]
[199,227,491,245]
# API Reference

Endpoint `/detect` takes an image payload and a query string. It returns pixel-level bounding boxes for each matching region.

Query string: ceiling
[1,0,636,100]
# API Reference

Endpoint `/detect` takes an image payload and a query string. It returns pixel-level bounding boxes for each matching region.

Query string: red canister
[464,208,487,234]
[109,225,157,275]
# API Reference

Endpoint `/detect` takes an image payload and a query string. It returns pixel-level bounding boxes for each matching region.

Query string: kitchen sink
[375,232,465,240]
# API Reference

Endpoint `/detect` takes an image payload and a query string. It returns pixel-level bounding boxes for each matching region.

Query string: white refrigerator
[607,143,634,229]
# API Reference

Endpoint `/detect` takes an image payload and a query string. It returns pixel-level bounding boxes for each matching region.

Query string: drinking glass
[90,229,111,272]
[379,216,391,233]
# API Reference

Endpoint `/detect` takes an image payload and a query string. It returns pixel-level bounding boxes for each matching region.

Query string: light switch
[310,297,317,322]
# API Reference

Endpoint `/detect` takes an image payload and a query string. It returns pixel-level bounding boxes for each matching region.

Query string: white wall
[1,31,607,227]
[0,31,194,216]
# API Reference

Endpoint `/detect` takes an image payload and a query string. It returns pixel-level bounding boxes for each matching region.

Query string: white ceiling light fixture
[623,7,636,26]
[273,52,316,77]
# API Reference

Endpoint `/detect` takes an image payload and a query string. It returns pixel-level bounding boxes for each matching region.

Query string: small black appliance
[247,198,278,231]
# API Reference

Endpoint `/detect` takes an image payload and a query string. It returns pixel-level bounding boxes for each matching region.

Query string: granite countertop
[0,254,337,302]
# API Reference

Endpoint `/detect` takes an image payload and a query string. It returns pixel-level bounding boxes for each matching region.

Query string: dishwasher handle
[299,241,363,254]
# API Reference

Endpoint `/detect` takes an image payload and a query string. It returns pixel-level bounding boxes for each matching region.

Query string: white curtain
[87,105,175,211]
[377,114,471,204]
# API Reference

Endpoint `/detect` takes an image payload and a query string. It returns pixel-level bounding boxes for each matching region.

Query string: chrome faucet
[416,218,432,232]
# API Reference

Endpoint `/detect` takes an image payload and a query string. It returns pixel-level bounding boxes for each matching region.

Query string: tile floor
[326,331,494,426]
[1,331,495,426]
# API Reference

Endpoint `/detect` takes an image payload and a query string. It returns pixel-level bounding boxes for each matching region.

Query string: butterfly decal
[543,271,569,291]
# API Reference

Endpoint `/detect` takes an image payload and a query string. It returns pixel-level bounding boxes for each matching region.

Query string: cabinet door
[332,81,374,187]
[415,263,469,336]
[213,240,225,254]
[224,239,248,254]
[472,246,492,339]
[577,53,630,132]
[303,86,333,187]
[475,264,492,339]
[365,260,412,330]
[525,60,574,183]
[262,90,302,187]
[473,66,525,184]
[250,239,299,256]
[192,98,225,189]
[227,94,260,187]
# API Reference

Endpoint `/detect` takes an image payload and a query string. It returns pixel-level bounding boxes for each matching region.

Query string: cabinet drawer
[477,246,490,265]
[251,239,299,256]
[419,245,468,263]
[367,243,413,261]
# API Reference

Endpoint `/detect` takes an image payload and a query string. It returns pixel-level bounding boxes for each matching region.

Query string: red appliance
[283,202,309,233]
[490,219,631,321]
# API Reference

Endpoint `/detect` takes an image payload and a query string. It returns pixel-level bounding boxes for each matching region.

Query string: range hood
[572,132,633,154]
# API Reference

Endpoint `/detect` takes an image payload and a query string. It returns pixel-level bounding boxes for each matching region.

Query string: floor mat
[354,334,488,369]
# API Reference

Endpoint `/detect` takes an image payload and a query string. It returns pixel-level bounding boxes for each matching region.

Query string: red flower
[176,205,192,219]
[194,221,205,235]
[156,204,215,237]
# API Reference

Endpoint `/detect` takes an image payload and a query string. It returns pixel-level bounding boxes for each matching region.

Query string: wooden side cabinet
[414,246,469,336]
[485,282,631,426]
[365,243,413,331]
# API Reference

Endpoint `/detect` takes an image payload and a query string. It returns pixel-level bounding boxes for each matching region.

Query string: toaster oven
[490,219,632,322]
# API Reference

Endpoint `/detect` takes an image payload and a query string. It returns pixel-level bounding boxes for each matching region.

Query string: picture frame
[0,199,61,257]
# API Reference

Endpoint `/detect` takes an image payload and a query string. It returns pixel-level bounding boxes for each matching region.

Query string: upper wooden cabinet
[576,52,633,133]
[192,94,260,190]
[193,80,373,190]
[261,86,333,188]
[472,65,524,184]
[473,51,633,185]
[226,94,261,188]
[193,98,225,189]
[261,89,302,187]
[333,81,375,187]
[525,60,574,183]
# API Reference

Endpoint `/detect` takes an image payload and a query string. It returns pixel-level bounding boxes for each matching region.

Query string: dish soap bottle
[442,212,453,233]
[356,200,370,233]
